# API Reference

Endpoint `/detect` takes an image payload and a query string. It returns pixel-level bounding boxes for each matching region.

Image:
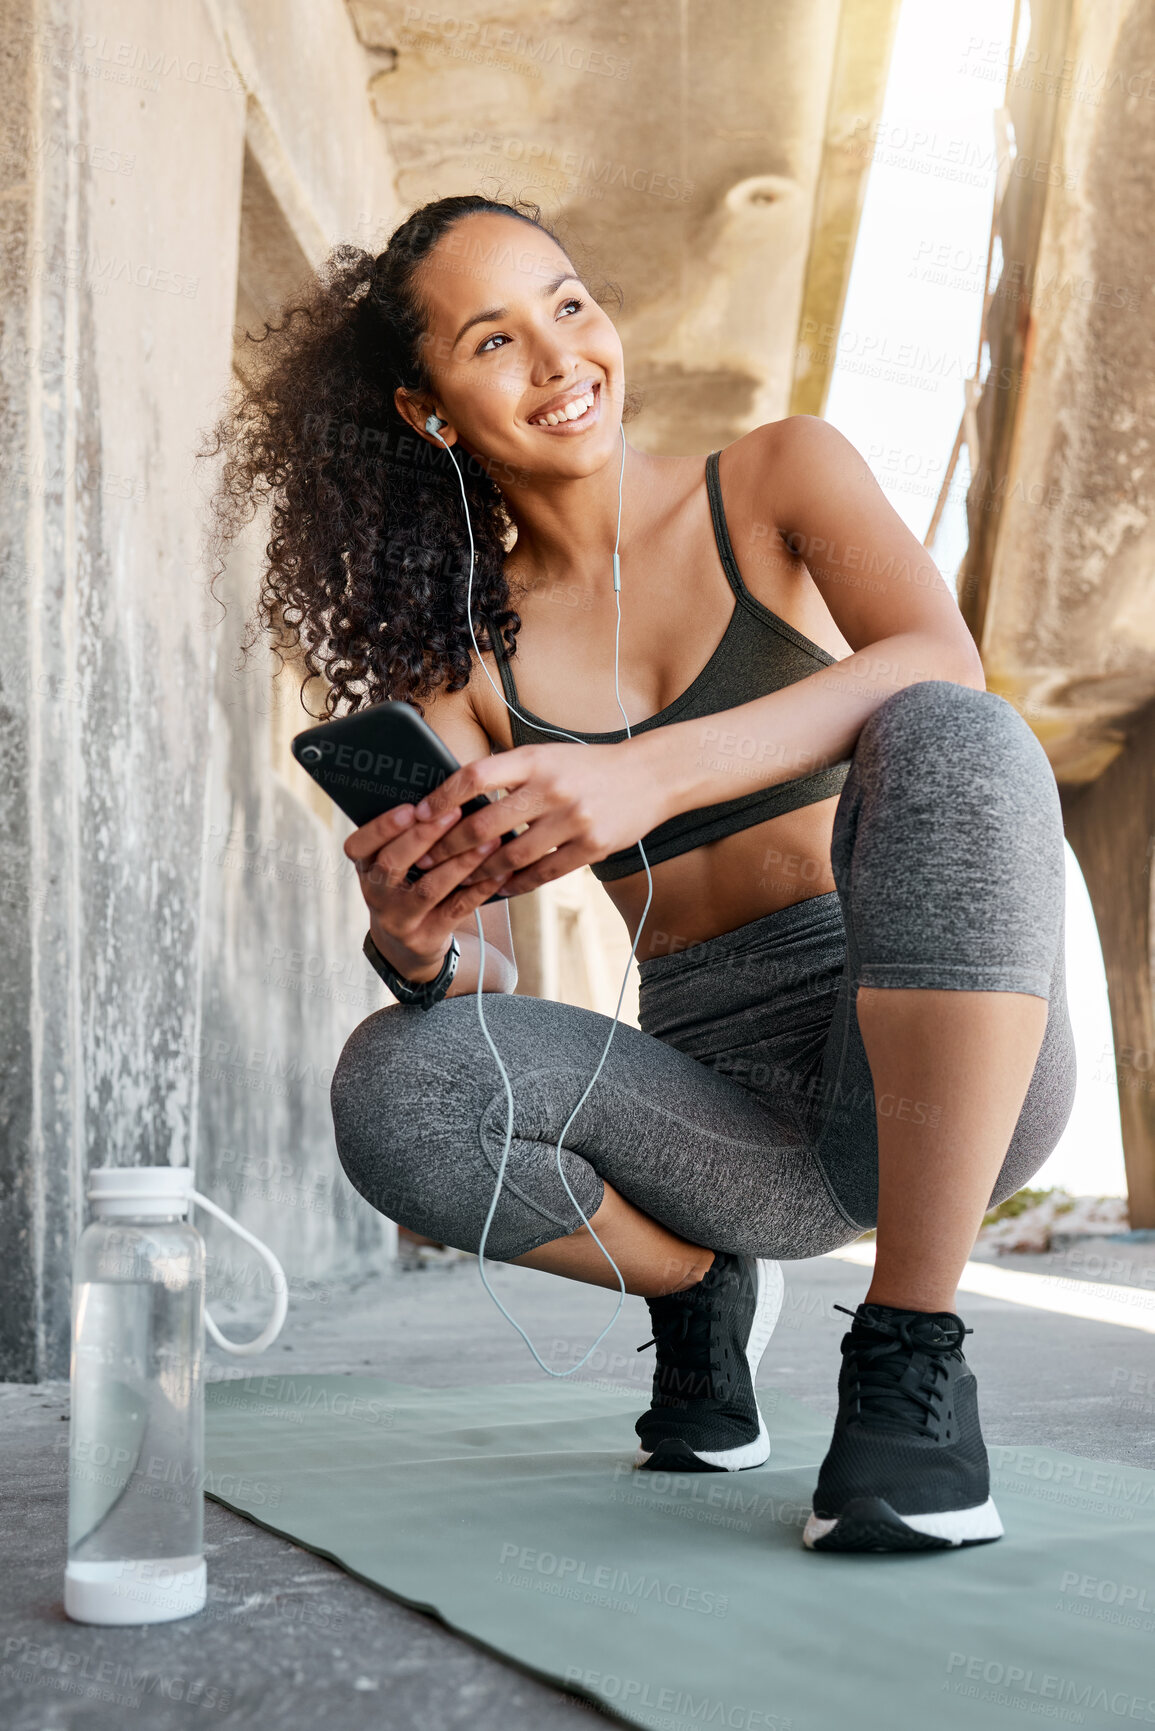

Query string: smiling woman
[199,194,634,727]
[201,193,1077,1558]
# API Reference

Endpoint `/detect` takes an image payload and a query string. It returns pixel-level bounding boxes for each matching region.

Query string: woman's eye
[477,298,585,353]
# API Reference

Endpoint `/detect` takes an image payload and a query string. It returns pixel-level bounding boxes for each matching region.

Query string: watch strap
[363,930,460,1008]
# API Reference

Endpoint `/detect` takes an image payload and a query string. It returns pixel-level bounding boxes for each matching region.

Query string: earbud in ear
[425,413,447,435]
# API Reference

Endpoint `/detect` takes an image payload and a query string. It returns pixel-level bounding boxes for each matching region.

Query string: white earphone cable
[430,419,652,1375]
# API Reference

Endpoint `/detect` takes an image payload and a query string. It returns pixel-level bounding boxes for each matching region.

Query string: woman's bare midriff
[598,797,840,962]
[472,440,852,965]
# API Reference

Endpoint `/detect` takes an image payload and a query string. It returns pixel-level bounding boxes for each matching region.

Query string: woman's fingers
[439,868,514,922]
[344,801,521,968]
[485,839,590,897]
[345,801,462,867]
[403,862,514,949]
[412,747,537,826]
[401,834,507,912]
[412,796,533,869]
[352,805,463,897]
[383,838,510,950]
[458,807,578,885]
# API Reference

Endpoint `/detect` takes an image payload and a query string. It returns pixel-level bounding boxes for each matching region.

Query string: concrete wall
[961,0,1155,785]
[193,0,404,1340]
[0,0,399,1380]
[1063,703,1155,1223]
[350,0,847,456]
[1,0,247,1382]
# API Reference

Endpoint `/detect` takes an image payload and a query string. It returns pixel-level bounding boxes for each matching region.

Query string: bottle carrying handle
[191,1190,290,1357]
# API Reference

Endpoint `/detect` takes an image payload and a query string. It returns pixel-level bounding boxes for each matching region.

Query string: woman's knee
[845,679,1064,889]
[329,998,595,1255]
[857,679,1056,805]
[860,678,1012,758]
[330,1006,453,1225]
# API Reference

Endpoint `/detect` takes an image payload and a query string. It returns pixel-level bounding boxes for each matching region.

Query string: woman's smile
[525,379,602,434]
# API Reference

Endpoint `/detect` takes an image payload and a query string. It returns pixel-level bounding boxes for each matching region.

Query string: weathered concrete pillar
[1062,703,1155,1226]
[0,0,401,1380]
[0,0,43,1385]
[0,0,248,1380]
[956,0,1155,1220]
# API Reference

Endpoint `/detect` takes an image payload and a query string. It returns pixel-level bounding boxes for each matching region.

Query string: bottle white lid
[87,1166,193,1220]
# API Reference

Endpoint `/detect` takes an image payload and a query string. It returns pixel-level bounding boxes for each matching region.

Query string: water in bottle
[65,1166,207,1624]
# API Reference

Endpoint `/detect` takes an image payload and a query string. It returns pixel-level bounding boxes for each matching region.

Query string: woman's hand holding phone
[343,801,514,980]
[405,739,670,897]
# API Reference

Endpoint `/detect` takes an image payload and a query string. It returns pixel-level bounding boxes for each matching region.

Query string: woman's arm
[408,417,988,896]
[635,415,986,817]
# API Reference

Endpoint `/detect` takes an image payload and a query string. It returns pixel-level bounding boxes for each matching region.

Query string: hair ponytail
[199,194,573,719]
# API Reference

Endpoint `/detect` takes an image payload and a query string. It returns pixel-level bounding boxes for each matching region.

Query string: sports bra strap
[704,448,755,606]
[486,615,521,708]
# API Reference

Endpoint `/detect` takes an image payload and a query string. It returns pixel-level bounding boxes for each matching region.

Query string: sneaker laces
[636,1260,737,1405]
[832,1303,971,1437]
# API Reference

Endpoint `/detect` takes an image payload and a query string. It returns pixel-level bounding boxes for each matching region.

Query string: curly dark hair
[198,193,629,720]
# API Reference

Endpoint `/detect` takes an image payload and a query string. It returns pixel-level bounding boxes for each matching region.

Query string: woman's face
[404,212,625,480]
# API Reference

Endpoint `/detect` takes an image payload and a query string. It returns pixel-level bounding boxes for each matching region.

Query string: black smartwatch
[362,929,460,1009]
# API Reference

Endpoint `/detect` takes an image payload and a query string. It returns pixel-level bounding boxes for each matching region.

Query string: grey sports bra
[487,448,851,883]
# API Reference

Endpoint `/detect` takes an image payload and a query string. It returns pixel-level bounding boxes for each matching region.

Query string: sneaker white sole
[803,1494,1005,1551]
[635,1257,785,1471]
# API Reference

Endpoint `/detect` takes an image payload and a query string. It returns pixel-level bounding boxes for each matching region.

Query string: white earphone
[424,409,652,1375]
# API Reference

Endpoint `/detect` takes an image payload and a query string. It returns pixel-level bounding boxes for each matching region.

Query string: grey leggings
[331,681,1077,1262]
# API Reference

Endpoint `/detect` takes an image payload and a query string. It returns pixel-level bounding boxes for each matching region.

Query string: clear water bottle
[65,1166,288,1625]
[66,1167,206,1623]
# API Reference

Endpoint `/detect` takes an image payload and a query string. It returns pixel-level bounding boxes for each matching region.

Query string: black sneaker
[634,1254,784,1472]
[803,1301,1004,1552]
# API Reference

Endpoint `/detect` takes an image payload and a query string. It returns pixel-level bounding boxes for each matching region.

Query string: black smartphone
[291,700,520,906]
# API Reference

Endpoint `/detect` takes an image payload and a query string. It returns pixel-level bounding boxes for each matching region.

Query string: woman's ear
[394,387,455,446]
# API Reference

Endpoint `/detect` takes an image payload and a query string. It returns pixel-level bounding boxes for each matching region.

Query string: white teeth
[532,389,595,427]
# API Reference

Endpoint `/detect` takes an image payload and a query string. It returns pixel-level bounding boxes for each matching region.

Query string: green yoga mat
[205,1376,1155,1730]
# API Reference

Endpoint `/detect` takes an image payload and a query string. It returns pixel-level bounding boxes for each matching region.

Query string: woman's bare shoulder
[714,416,867,522]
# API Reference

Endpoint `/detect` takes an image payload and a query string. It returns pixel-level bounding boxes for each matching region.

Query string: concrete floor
[6,1236,1155,1729]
